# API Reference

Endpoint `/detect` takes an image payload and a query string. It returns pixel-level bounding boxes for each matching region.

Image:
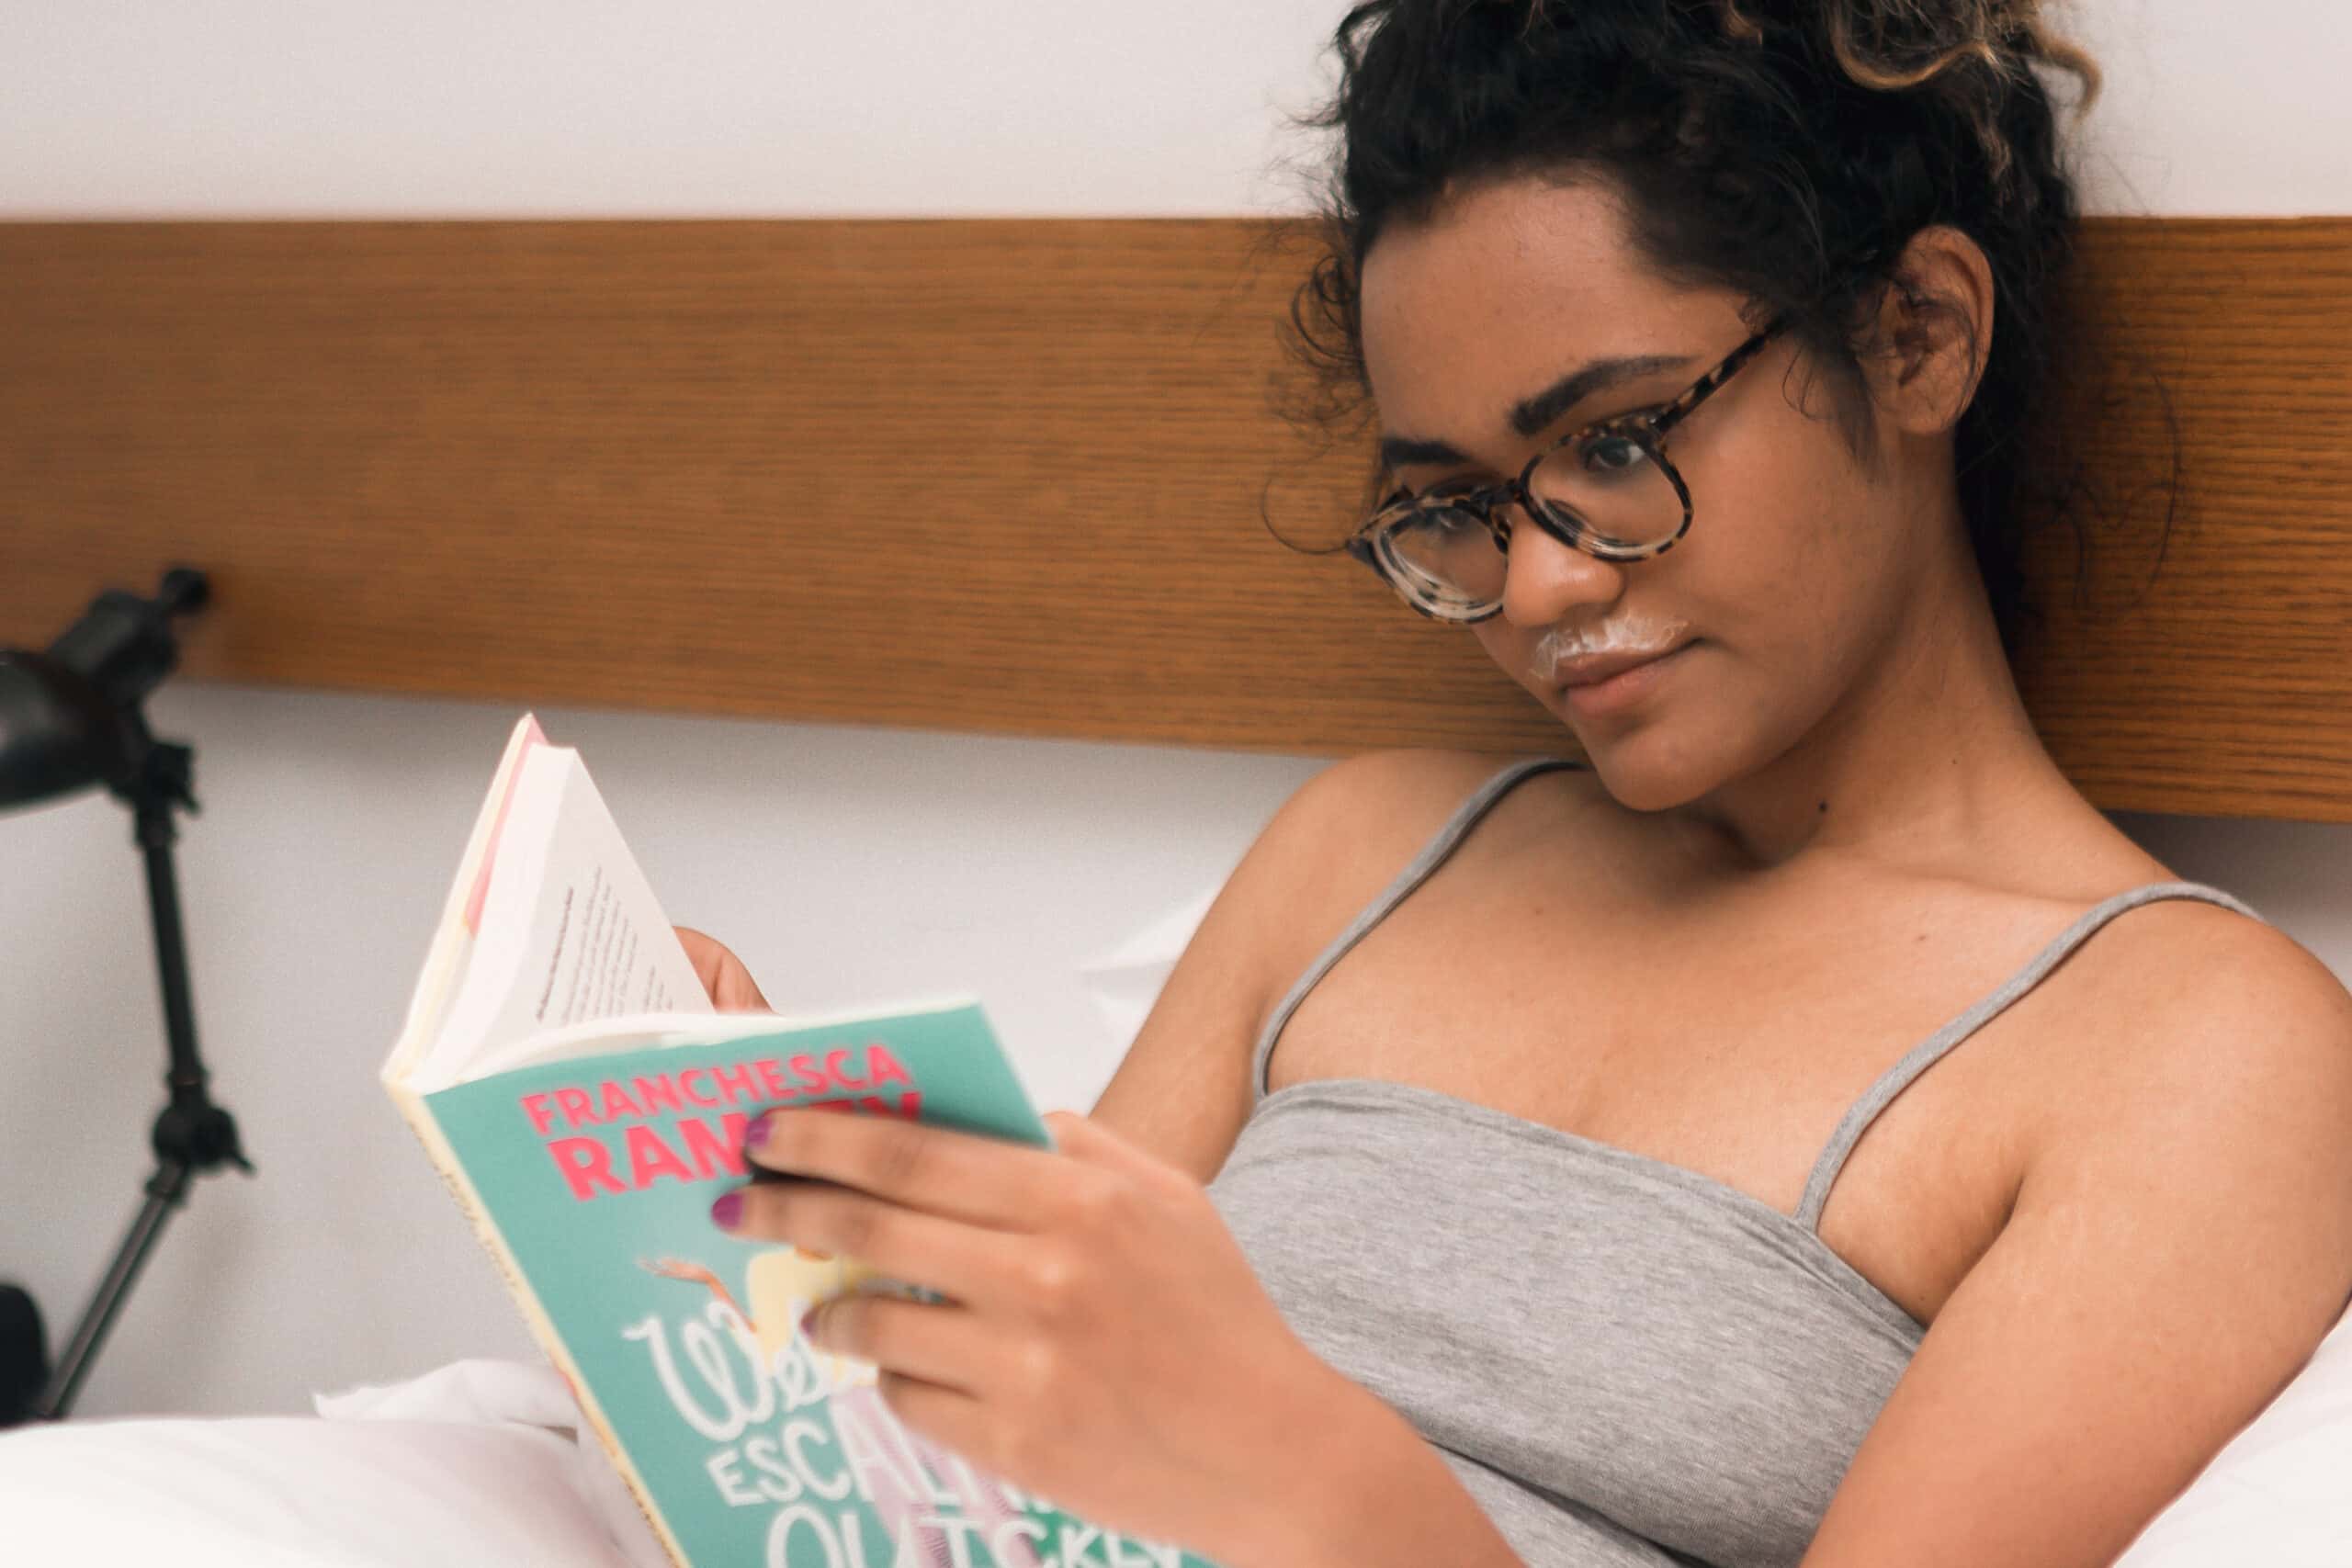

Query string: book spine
[387,1079,694,1568]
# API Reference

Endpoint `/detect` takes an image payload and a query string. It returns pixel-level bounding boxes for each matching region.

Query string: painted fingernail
[744,1112,772,1150]
[798,1304,820,1339]
[710,1190,744,1230]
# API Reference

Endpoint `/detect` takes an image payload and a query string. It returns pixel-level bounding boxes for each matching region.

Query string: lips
[1555,642,1689,689]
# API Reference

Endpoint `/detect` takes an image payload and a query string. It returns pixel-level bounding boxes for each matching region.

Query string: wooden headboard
[1,217,2347,822]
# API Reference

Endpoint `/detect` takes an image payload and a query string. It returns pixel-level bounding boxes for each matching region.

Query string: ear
[1860,224,1997,437]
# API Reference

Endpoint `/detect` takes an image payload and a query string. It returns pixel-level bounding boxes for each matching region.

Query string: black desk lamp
[0,566,252,1424]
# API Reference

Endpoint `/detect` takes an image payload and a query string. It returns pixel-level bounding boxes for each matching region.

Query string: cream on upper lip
[1534,619,1692,687]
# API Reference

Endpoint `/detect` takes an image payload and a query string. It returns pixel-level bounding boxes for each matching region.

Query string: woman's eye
[1577,435,1645,473]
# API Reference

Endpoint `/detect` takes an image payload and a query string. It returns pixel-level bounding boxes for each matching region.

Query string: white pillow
[2110,1297,2352,1565]
[3,1317,2347,1568]
[0,1361,640,1568]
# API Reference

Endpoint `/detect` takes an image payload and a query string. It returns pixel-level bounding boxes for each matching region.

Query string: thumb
[673,925,775,1013]
[1042,1109,1170,1179]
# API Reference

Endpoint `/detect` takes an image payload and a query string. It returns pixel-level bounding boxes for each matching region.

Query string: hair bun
[1716,0,2098,193]
[1719,0,2098,107]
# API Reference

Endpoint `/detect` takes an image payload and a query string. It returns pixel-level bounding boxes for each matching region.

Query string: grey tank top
[1202,756,2268,1568]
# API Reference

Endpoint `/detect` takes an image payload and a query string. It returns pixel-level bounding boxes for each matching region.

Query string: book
[383,712,1221,1568]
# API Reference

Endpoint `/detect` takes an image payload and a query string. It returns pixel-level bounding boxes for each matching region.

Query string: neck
[1668,516,2075,881]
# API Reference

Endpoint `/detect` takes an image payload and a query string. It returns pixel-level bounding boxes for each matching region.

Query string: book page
[383,712,548,1085]
[526,752,707,1032]
[422,740,712,1088]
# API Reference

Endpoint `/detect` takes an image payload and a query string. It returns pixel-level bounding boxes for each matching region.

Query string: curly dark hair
[1273,0,2127,671]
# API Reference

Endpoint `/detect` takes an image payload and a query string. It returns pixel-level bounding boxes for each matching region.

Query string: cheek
[1472,623,1534,684]
[1692,414,1879,602]
[1667,447,1894,699]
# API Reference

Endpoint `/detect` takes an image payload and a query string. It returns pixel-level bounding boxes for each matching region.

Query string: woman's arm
[1797,924,2352,1568]
[1240,1374,1525,1568]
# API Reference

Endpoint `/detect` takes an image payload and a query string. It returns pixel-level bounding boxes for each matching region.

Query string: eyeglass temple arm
[1644,318,1786,441]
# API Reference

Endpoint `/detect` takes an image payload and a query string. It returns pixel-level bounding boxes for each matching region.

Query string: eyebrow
[1376,351,1699,470]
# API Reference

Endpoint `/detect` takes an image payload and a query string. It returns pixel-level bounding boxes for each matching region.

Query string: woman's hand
[712,1103,1368,1564]
[673,925,773,1013]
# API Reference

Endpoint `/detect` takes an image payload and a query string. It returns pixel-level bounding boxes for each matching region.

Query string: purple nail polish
[710,1190,743,1230]
[745,1113,771,1150]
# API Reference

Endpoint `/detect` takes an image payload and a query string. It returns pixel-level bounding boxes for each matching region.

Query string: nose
[1497,500,1629,628]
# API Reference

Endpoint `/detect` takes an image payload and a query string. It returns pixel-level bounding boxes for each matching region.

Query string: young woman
[684,4,2352,1564]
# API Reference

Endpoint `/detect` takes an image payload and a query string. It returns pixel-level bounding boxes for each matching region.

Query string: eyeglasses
[1343,316,1788,623]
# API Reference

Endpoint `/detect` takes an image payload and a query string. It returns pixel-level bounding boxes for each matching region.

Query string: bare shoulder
[1182,744,1559,981]
[1294,744,1550,809]
[1083,747,1577,1181]
[1284,746,1606,929]
[1307,742,1577,862]
[2087,897,2352,1070]
[2036,897,2352,1302]
[2160,908,2352,1096]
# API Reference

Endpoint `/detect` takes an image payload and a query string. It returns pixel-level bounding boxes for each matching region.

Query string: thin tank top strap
[1793,878,2270,1233]
[1250,756,1589,1103]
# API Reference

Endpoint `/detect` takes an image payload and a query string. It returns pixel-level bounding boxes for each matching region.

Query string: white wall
[0,1,2346,220]
[0,1,2346,1419]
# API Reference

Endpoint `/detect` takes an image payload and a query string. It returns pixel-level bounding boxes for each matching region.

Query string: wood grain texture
[0,217,2346,820]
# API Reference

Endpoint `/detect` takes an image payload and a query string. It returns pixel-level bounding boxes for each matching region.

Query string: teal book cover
[418,998,1224,1568]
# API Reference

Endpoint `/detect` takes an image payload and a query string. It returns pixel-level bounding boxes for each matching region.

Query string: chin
[1587,766,1695,817]
[1557,719,1710,816]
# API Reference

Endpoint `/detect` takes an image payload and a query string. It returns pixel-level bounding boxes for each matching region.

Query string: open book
[382,713,1218,1568]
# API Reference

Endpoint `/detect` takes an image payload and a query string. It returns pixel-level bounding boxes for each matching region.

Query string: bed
[0,215,2348,1565]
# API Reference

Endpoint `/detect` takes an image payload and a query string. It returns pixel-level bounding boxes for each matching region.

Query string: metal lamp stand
[33,724,252,1420]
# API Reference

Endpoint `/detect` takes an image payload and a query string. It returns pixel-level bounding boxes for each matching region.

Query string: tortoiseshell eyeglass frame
[1343,314,1790,623]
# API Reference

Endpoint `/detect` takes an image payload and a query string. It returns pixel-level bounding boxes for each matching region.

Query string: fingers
[719,966,774,1012]
[855,1372,997,1479]
[673,925,774,1013]
[742,1107,1067,1234]
[716,1177,1012,1310]
[801,1292,997,1398]
[1043,1109,1180,1186]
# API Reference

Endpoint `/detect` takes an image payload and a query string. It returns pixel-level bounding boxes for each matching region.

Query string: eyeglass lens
[1374,434,1683,613]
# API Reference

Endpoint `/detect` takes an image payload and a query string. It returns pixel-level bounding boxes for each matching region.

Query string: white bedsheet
[1,1322,2349,1565]
[0,1359,663,1568]
[2109,1297,2352,1566]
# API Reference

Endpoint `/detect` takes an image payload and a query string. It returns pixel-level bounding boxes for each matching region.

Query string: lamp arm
[32,735,251,1422]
